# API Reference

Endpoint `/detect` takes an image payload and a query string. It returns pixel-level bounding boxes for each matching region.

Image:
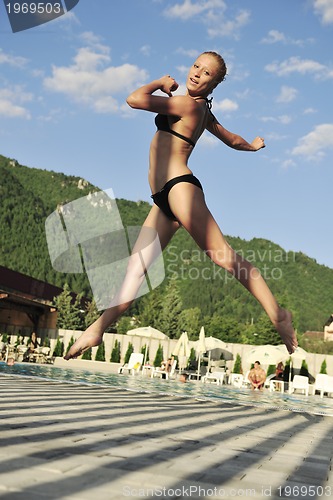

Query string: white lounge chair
[229,373,243,388]
[151,359,177,380]
[242,370,252,388]
[289,375,310,396]
[313,374,329,397]
[118,353,144,376]
[317,375,333,398]
[16,344,28,362]
[29,346,52,364]
[202,371,225,385]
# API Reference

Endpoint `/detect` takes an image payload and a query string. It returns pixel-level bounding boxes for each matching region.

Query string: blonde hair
[202,51,227,84]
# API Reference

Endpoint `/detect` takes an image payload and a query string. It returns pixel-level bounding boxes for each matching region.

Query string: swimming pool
[1,361,333,417]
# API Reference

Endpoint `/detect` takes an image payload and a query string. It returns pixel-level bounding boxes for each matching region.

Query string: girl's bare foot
[64,328,103,360]
[274,309,298,354]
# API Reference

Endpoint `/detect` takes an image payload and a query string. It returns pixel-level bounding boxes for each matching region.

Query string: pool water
[1,361,333,417]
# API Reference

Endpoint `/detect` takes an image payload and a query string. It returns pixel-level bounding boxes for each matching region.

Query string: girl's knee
[206,247,235,273]
[126,253,147,280]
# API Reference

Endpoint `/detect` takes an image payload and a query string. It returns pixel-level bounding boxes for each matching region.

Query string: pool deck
[1,370,333,500]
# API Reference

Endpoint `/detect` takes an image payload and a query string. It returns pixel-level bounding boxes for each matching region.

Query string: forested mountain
[1,154,332,337]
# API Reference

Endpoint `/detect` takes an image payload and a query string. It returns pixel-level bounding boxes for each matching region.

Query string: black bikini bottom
[151,174,203,221]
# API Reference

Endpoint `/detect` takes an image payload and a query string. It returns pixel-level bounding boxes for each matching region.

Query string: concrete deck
[0,373,332,500]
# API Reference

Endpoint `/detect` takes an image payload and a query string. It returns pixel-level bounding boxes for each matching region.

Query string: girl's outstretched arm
[206,114,266,151]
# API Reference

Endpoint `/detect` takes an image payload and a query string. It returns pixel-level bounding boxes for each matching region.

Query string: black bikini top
[155,97,214,148]
[155,114,195,147]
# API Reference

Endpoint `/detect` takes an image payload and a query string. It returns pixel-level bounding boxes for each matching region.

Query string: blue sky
[1,0,333,269]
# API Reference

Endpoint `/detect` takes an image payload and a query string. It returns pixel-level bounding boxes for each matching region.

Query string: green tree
[138,288,164,331]
[189,347,196,363]
[85,299,100,329]
[1,334,8,343]
[110,340,121,363]
[15,335,22,346]
[179,307,201,339]
[299,359,309,378]
[154,344,164,367]
[117,316,133,334]
[205,314,243,343]
[320,359,327,374]
[266,364,275,377]
[283,358,294,382]
[141,344,149,363]
[95,342,105,362]
[233,353,242,374]
[65,336,75,356]
[159,279,183,338]
[53,338,64,357]
[53,283,84,330]
[43,336,50,348]
[253,314,281,345]
[81,348,92,360]
[124,343,134,363]
[240,322,258,345]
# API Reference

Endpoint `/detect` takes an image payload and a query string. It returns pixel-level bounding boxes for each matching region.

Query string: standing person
[65,51,298,360]
[248,361,266,391]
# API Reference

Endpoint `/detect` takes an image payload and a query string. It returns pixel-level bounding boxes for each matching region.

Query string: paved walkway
[0,374,332,500]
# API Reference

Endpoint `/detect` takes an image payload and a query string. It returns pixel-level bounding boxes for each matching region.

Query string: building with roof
[0,266,59,337]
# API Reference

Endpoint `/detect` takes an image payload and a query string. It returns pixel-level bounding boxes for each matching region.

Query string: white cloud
[176,65,190,76]
[303,107,317,115]
[207,9,250,39]
[172,83,187,95]
[265,56,331,80]
[0,49,28,68]
[164,0,226,20]
[278,115,292,125]
[79,32,109,54]
[276,85,298,103]
[44,46,148,114]
[199,131,219,147]
[0,87,32,119]
[176,47,200,58]
[266,132,289,141]
[80,31,102,45]
[261,29,313,47]
[313,0,333,24]
[281,159,297,169]
[140,45,152,57]
[292,123,333,159]
[164,1,249,39]
[38,108,63,123]
[234,88,250,99]
[261,30,286,44]
[213,98,238,112]
[261,115,292,125]
[46,10,80,27]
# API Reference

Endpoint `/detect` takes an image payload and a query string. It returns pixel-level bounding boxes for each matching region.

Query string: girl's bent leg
[64,206,179,360]
[168,183,298,354]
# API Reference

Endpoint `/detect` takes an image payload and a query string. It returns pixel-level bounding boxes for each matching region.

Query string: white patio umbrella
[193,335,233,372]
[126,326,168,366]
[276,345,307,362]
[204,336,234,364]
[246,344,289,366]
[195,326,207,376]
[172,331,191,371]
